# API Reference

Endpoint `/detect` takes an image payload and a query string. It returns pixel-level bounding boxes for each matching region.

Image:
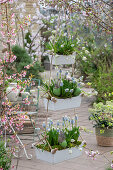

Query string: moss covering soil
[36,141,82,152]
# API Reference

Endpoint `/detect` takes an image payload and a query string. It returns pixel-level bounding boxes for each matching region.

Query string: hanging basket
[35,145,82,164]
[95,127,113,146]
[43,95,81,111]
[49,52,76,65]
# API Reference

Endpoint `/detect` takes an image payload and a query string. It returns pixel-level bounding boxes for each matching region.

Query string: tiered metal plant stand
[34,53,82,163]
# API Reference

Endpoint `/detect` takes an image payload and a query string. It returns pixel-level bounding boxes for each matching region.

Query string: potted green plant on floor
[42,71,81,110]
[34,116,84,164]
[89,100,113,146]
[45,36,76,65]
[0,140,12,170]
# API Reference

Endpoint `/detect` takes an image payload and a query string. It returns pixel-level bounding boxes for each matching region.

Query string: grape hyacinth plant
[42,71,81,100]
[36,116,84,152]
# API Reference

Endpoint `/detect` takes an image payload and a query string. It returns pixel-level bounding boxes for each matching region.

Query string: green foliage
[89,101,113,128]
[25,61,44,80]
[65,127,80,146]
[46,36,76,55]
[7,45,43,80]
[25,31,32,44]
[46,128,59,146]
[10,45,32,73]
[91,66,113,102]
[75,35,113,81]
[60,140,67,148]
[0,141,12,170]
[24,31,37,59]
[74,88,81,97]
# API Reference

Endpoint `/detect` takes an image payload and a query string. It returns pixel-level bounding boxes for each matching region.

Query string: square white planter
[43,95,81,111]
[35,146,82,164]
[49,53,76,65]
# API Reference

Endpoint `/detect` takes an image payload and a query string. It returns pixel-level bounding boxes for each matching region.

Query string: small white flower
[50,19,54,23]
[64,33,67,36]
[83,56,87,61]
[69,150,72,154]
[104,44,107,48]
[85,50,89,54]
[65,88,69,92]
[52,30,56,34]
[71,44,74,47]
[82,47,85,50]
[79,147,83,151]
[70,89,74,93]
[61,44,64,48]
[71,139,75,143]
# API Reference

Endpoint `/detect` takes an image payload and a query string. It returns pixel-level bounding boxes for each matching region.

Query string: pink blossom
[85,150,99,160]
[111,164,113,168]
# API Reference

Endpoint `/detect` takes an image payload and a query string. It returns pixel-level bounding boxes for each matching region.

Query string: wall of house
[0,0,41,60]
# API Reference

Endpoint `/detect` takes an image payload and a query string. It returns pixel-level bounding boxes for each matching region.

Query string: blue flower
[71,119,75,125]
[72,77,74,81]
[65,88,69,92]
[65,116,68,121]
[62,117,65,121]
[57,128,60,133]
[70,89,74,93]
[75,115,78,120]
[57,72,59,77]
[65,71,68,76]
[57,121,60,126]
[59,69,62,73]
[79,76,83,81]
[73,80,76,83]
[77,83,81,87]
[68,119,71,123]
[60,81,63,86]
[42,122,46,128]
[62,122,65,126]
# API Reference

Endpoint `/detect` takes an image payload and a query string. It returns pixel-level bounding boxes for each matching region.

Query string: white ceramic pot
[49,52,76,65]
[43,95,81,111]
[35,145,82,164]
[6,83,20,102]
[21,92,30,100]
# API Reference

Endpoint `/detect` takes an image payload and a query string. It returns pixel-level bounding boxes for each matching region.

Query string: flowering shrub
[46,36,77,55]
[43,71,81,99]
[37,116,82,151]
[0,140,12,170]
[91,66,113,103]
[89,101,113,128]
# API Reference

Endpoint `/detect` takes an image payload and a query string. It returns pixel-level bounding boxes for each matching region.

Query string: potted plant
[45,36,76,65]
[34,116,84,164]
[42,71,81,110]
[89,101,113,146]
[0,140,12,170]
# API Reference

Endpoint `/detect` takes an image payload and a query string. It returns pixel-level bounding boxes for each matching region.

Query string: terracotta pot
[95,127,113,146]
